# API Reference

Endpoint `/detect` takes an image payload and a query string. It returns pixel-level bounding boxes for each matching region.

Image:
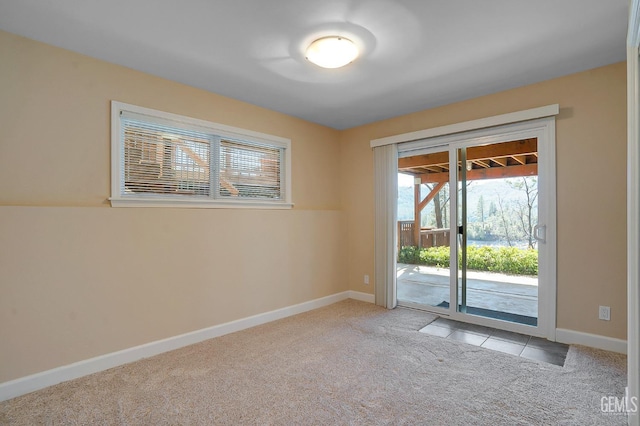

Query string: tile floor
[419,317,569,366]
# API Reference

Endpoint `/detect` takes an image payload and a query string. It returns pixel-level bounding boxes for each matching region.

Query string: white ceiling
[0,1,628,130]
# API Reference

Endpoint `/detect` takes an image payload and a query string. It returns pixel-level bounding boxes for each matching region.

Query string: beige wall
[0,31,346,382]
[0,28,628,384]
[340,62,628,340]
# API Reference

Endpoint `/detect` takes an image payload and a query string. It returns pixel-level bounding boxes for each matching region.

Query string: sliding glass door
[396,119,555,337]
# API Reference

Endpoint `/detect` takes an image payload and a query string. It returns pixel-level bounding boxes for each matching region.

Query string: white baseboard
[347,290,375,303]
[1,291,371,402]
[556,328,628,354]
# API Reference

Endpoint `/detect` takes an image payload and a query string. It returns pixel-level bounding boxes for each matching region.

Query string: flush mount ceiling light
[305,36,359,69]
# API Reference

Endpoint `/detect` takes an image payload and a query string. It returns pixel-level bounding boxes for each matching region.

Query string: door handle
[533,224,546,244]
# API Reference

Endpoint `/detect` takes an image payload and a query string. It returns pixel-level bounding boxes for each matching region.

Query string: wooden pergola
[398,138,538,248]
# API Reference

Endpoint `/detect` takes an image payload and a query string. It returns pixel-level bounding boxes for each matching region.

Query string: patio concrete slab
[397,263,538,318]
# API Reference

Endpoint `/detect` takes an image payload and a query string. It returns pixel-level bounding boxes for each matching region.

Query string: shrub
[398,246,420,264]
[419,245,450,268]
[466,245,497,272]
[492,246,538,275]
[398,245,537,276]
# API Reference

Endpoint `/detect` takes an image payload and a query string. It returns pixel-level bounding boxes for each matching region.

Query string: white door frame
[627,0,640,423]
[397,117,556,339]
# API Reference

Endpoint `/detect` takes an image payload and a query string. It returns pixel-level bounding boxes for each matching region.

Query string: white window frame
[110,101,293,209]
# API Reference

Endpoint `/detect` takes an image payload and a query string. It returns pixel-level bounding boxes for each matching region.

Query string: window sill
[109,197,294,210]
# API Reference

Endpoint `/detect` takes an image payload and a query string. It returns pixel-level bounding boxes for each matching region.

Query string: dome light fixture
[305,36,359,69]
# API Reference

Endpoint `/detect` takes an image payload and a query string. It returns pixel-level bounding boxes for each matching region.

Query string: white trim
[556,329,627,355]
[347,290,375,303]
[0,291,365,402]
[110,101,293,208]
[370,104,559,148]
[539,118,557,341]
[628,1,640,422]
[109,197,294,209]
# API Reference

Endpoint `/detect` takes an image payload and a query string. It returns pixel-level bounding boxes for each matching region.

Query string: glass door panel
[396,148,452,311]
[456,140,539,326]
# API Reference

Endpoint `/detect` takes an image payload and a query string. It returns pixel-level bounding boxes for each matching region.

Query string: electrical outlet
[364,275,370,285]
[599,306,611,321]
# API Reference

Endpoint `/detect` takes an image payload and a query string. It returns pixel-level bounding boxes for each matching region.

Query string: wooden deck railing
[397,220,450,251]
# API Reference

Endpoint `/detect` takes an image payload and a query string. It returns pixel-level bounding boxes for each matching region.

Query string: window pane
[123,120,211,197]
[219,139,282,199]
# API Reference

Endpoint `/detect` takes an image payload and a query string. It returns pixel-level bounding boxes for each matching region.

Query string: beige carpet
[0,300,628,425]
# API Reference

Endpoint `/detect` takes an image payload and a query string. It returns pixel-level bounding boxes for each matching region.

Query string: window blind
[116,108,287,205]
[219,139,282,199]
[122,119,212,197]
